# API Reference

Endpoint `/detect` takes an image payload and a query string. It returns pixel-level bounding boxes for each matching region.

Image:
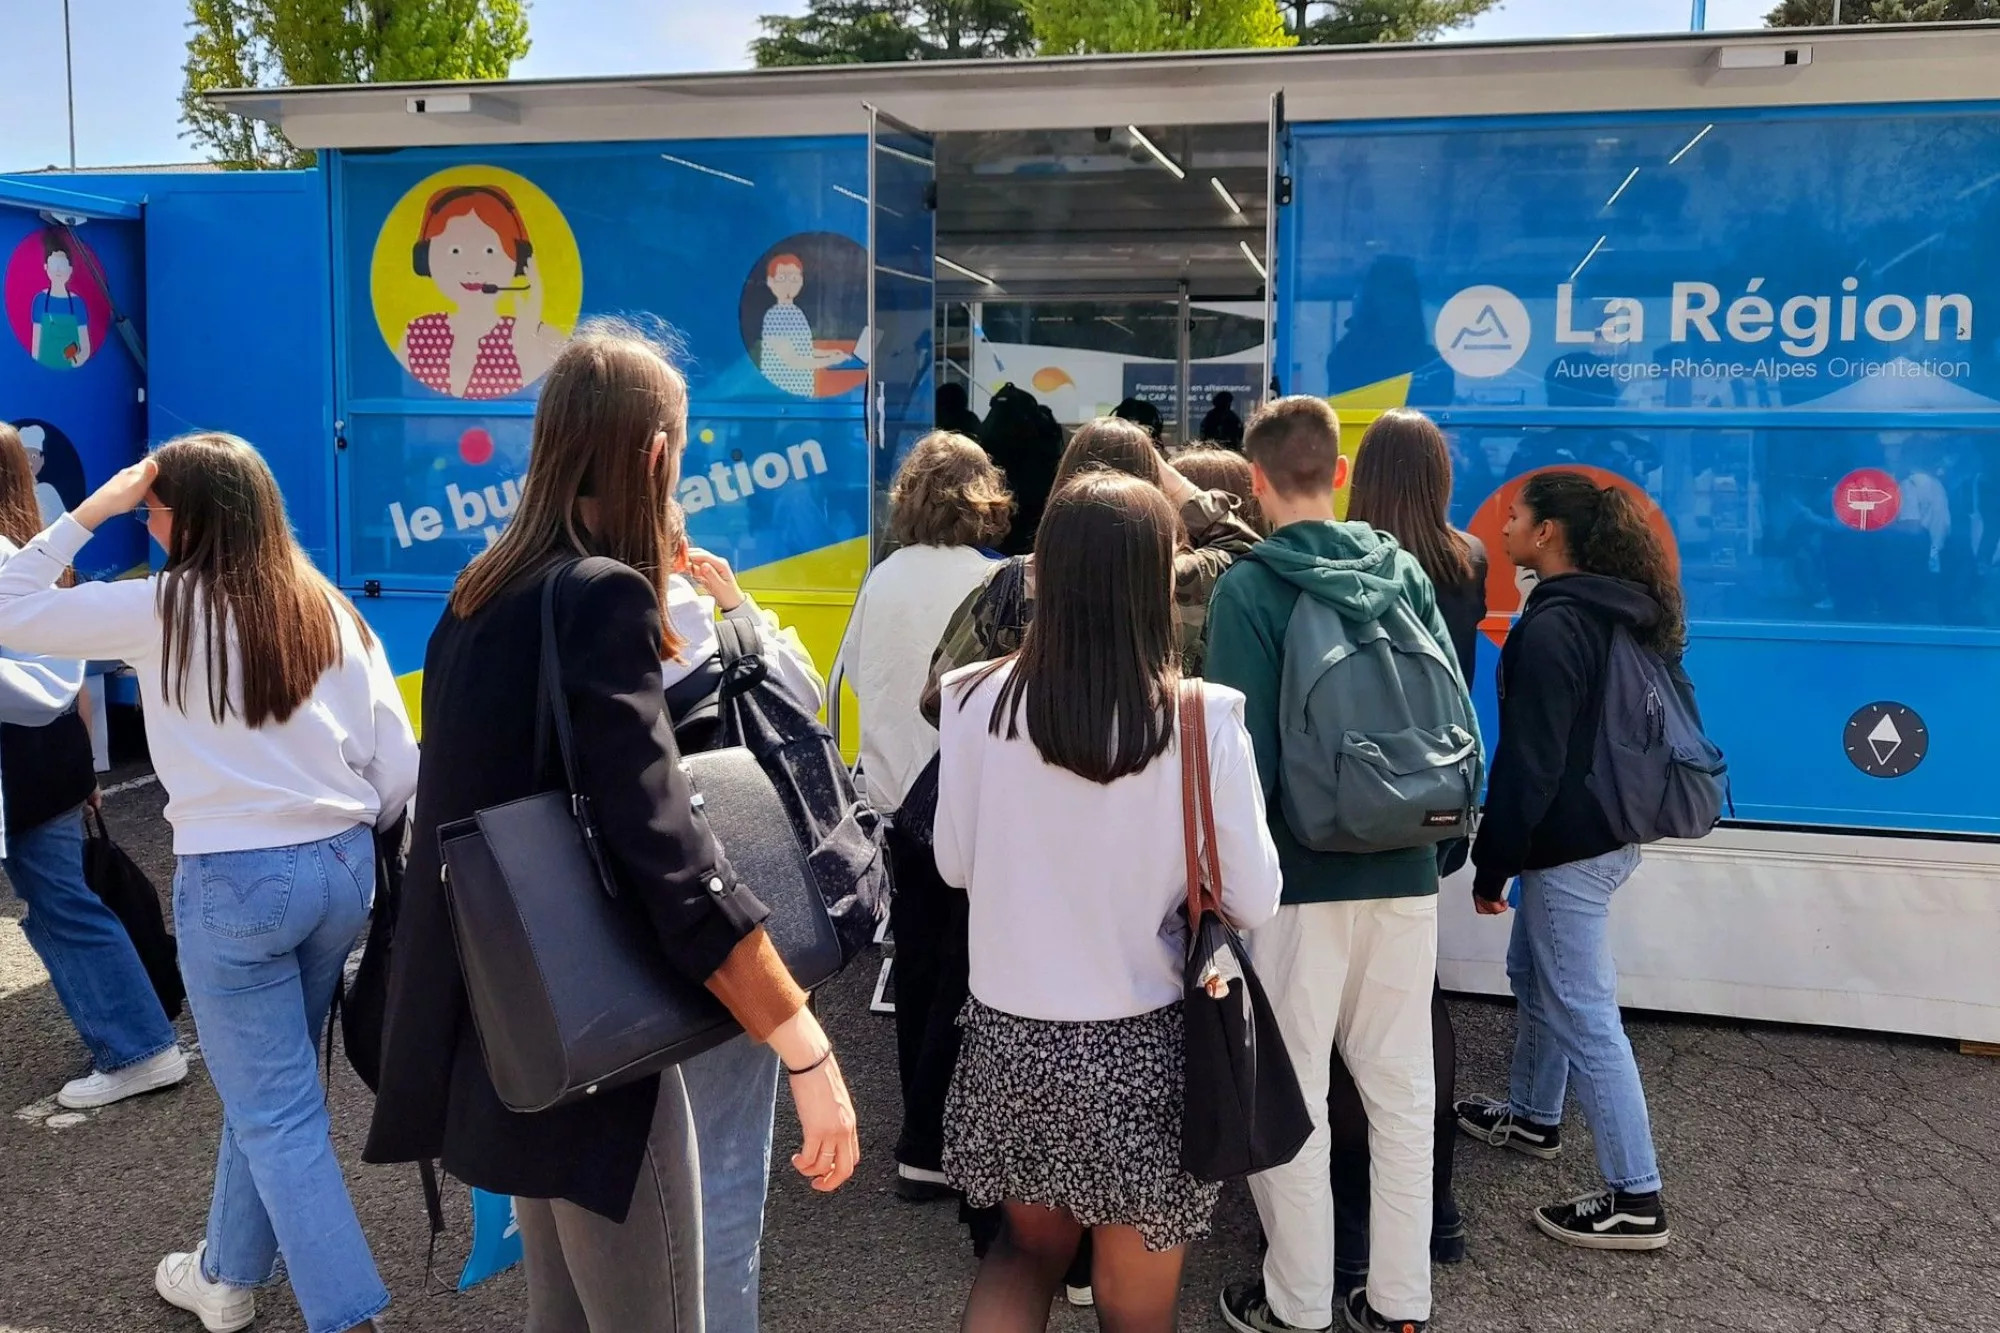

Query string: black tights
[961,1202,1184,1333]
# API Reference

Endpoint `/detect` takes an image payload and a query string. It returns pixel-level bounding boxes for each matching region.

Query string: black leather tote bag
[439,563,842,1113]
[1176,683,1312,1183]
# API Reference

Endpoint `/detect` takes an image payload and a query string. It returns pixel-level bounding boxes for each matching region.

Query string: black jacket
[2,709,95,835]
[364,557,769,1222]
[1432,531,1489,689]
[1471,573,1662,900]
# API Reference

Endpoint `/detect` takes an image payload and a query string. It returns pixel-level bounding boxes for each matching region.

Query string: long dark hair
[1053,416,1159,492]
[1348,408,1473,587]
[965,471,1180,784]
[151,433,371,727]
[0,423,72,587]
[1521,470,1686,658]
[450,318,689,656]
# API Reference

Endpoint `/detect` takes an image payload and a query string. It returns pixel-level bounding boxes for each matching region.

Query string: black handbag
[1176,682,1312,1183]
[334,815,408,1093]
[438,562,844,1114]
[81,808,184,1024]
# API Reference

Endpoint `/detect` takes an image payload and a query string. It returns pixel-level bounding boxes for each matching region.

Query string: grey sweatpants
[517,1068,707,1332]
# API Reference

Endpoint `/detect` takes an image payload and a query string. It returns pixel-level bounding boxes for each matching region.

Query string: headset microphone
[478,282,533,294]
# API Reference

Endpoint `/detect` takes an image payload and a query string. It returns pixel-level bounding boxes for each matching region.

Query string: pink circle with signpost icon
[1833,468,1901,532]
[5,227,112,372]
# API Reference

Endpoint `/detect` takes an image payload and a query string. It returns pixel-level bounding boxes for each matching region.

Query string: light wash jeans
[3,805,177,1072]
[1506,844,1663,1195]
[174,824,389,1333]
[680,1032,781,1333]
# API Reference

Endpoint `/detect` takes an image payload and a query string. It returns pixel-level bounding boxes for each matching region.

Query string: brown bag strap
[1178,680,1225,928]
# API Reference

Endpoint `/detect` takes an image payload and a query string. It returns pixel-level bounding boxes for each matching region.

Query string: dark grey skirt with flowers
[942,997,1221,1252]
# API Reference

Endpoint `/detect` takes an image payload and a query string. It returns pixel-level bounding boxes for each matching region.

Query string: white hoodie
[659,573,825,714]
[0,516,419,855]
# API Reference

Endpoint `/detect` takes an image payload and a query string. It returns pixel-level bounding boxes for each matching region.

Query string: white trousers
[1247,897,1438,1327]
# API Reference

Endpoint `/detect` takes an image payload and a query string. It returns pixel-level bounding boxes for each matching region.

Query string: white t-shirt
[934,661,1283,1022]
[0,516,419,855]
[832,543,997,810]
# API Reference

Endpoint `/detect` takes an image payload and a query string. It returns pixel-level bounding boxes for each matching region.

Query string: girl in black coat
[365,321,860,1331]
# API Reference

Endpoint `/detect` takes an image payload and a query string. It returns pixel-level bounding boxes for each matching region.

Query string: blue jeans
[1506,845,1663,1195]
[174,825,389,1333]
[681,1031,780,1333]
[3,806,177,1073]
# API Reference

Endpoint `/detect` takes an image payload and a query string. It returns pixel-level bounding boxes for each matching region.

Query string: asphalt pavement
[3,772,1998,1333]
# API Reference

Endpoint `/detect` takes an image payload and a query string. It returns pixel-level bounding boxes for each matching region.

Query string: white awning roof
[206,23,2000,151]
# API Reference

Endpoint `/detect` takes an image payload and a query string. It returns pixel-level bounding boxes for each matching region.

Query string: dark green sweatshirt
[1204,520,1472,905]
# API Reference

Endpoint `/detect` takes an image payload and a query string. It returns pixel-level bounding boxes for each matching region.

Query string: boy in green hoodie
[1212,397,1464,1333]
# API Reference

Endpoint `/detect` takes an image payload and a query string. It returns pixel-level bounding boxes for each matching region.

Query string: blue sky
[3,0,1775,172]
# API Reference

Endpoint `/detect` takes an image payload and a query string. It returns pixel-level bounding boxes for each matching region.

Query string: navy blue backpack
[1587,626,1730,844]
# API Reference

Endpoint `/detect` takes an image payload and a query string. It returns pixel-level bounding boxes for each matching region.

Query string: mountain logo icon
[1450,305,1514,352]
[1435,285,1532,378]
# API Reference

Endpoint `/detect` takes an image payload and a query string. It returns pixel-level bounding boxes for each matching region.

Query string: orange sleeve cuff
[703,927,809,1043]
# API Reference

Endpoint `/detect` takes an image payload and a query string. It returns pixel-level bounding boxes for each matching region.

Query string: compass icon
[1844,702,1928,779]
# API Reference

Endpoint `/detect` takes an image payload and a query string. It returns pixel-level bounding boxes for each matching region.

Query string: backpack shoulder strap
[714,613,763,666]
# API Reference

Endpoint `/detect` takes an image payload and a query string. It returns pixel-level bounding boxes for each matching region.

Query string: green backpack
[1275,592,1482,854]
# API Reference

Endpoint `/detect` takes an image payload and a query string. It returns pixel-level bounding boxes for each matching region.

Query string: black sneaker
[893,1163,956,1203]
[1220,1280,1331,1333]
[1533,1189,1672,1251]
[1343,1289,1428,1333]
[1454,1095,1562,1160]
[1430,1217,1466,1264]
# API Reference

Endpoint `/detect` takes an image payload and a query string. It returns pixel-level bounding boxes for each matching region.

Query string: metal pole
[1831,0,1842,23]
[63,0,78,169]
[1690,0,1706,31]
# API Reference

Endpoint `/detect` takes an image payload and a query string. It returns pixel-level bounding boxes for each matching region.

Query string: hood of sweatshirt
[1245,520,1412,621]
[1522,572,1662,631]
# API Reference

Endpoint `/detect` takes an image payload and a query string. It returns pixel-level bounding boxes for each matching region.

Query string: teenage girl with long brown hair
[1458,469,1684,1253]
[0,423,187,1113]
[0,432,418,1333]
[367,318,859,1332]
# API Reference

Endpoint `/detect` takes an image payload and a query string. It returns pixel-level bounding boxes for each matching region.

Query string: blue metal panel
[0,178,141,221]
[140,172,336,569]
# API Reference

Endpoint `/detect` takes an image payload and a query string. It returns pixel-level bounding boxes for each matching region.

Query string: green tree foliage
[181,0,531,168]
[1280,0,1500,44]
[753,0,1038,65]
[1766,0,2000,21]
[1031,0,1296,52]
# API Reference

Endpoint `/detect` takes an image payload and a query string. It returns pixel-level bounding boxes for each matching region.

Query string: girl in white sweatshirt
[0,434,417,1333]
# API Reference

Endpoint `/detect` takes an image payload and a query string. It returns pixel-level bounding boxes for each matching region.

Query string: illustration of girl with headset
[402,184,567,399]
[29,233,93,371]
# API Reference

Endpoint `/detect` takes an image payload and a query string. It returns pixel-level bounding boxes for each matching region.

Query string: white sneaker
[58,1045,189,1110]
[155,1243,256,1332]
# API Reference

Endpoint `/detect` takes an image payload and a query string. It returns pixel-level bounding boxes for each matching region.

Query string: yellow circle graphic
[370,166,582,400]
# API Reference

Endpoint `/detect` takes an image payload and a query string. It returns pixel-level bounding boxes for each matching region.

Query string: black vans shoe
[1220,1280,1331,1332]
[1454,1095,1562,1160]
[1533,1189,1672,1251]
[1342,1288,1428,1333]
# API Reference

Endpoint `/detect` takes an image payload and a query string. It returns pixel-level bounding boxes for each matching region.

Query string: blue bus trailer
[3,21,1997,1042]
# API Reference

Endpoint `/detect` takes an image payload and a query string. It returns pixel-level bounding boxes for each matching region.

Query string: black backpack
[671,619,889,963]
[1587,627,1730,844]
